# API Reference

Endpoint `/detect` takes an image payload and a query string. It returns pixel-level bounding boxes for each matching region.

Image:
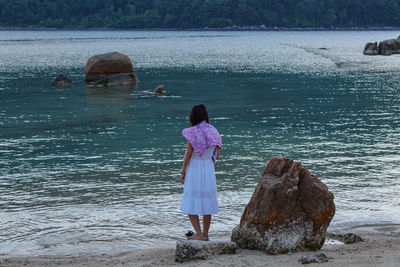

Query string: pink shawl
[182,121,222,162]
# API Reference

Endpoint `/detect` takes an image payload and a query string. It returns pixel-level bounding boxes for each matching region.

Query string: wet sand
[1,224,400,266]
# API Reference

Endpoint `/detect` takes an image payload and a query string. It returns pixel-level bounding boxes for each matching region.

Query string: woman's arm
[180,141,193,184]
[216,147,220,160]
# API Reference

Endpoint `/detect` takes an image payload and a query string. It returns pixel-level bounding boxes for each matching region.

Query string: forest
[1,0,400,29]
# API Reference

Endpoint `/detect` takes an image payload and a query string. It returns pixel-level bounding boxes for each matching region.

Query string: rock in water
[85,52,137,86]
[175,239,237,262]
[231,157,335,254]
[378,39,400,55]
[52,74,73,87]
[363,42,379,55]
[154,84,165,96]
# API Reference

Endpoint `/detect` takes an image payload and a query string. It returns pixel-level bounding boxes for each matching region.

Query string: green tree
[1,0,400,29]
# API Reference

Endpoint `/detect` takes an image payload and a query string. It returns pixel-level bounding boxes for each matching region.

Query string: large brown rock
[85,52,137,86]
[363,42,379,55]
[231,157,335,254]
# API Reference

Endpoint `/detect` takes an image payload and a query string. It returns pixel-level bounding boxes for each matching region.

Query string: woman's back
[181,144,218,215]
[191,146,215,161]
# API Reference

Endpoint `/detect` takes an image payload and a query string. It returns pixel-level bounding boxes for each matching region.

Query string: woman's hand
[180,173,185,184]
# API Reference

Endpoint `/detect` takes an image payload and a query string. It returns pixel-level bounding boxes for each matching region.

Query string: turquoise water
[1,30,400,256]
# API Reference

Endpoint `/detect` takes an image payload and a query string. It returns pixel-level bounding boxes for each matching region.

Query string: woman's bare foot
[202,232,209,241]
[188,232,205,240]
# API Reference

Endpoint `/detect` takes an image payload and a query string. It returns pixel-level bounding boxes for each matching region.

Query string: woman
[180,104,222,241]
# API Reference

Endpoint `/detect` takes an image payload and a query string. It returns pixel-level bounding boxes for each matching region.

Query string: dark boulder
[231,157,335,254]
[52,74,73,87]
[363,42,379,55]
[378,39,400,55]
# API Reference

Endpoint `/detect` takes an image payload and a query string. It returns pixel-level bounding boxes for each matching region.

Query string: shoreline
[1,224,399,266]
[1,27,400,32]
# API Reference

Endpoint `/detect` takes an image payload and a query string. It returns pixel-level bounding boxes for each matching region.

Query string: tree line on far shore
[1,0,400,29]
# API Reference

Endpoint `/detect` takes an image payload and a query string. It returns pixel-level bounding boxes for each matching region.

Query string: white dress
[181,146,219,215]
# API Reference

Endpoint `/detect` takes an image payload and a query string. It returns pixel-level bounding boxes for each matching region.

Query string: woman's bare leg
[188,215,204,240]
[202,215,211,240]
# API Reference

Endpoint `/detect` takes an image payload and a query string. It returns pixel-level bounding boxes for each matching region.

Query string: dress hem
[181,211,219,215]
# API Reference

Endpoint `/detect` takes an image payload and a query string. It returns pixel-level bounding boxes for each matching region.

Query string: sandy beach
[1,224,399,267]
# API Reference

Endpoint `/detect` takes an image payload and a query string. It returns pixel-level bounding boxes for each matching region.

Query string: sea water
[1,30,400,256]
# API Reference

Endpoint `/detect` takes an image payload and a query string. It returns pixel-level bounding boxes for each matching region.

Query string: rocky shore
[1,224,399,266]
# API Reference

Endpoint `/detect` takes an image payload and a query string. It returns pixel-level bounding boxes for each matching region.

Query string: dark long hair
[189,104,210,126]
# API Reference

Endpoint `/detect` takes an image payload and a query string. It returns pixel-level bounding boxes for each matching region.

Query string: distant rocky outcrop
[52,74,73,87]
[363,42,379,55]
[231,157,335,254]
[175,239,237,262]
[364,36,400,55]
[378,38,400,55]
[85,52,137,86]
